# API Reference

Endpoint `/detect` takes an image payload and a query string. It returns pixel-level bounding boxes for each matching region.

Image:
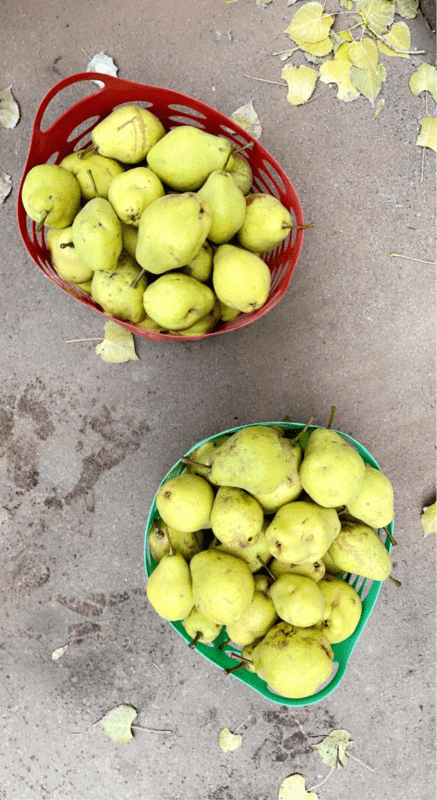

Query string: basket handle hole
[38,80,103,133]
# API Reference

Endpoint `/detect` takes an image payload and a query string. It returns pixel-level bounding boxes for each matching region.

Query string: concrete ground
[1,2,436,799]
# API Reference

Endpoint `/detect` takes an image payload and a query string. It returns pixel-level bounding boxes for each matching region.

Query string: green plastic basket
[144,421,394,706]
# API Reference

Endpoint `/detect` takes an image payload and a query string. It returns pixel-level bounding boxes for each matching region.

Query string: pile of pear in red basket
[21,102,306,337]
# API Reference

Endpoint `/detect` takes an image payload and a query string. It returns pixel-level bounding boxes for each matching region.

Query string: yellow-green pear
[346,464,394,529]
[212,244,271,313]
[60,149,124,199]
[184,435,230,481]
[146,125,235,191]
[219,301,241,322]
[225,581,278,645]
[22,164,81,229]
[208,425,292,495]
[251,439,303,513]
[322,550,345,576]
[314,575,362,644]
[120,221,138,259]
[268,573,325,627]
[269,557,326,582]
[108,166,165,226]
[190,549,255,625]
[265,500,340,564]
[169,299,221,336]
[149,523,205,562]
[228,153,253,195]
[237,193,293,253]
[135,313,168,333]
[300,427,366,508]
[251,620,334,699]
[90,104,166,163]
[328,519,392,581]
[136,192,212,275]
[71,197,123,272]
[156,472,214,533]
[73,279,92,295]
[210,486,264,549]
[143,273,216,330]
[198,169,246,244]
[183,606,222,647]
[91,252,147,323]
[146,531,193,621]
[46,226,94,284]
[181,241,214,282]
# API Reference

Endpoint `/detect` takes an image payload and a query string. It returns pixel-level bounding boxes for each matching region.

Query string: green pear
[236,193,293,253]
[146,530,193,621]
[143,273,216,330]
[212,244,271,313]
[225,581,278,645]
[300,427,366,508]
[108,166,165,226]
[314,575,362,644]
[135,314,168,333]
[71,197,123,272]
[169,298,221,336]
[183,606,222,647]
[148,523,205,562]
[146,125,235,191]
[251,620,334,699]
[136,192,212,275]
[209,522,272,572]
[60,149,124,200]
[120,221,138,259]
[72,279,92,295]
[91,252,147,323]
[207,425,293,495]
[268,573,325,627]
[210,486,264,549]
[327,519,392,581]
[269,557,326,582]
[265,500,341,564]
[90,104,166,163]
[198,169,246,244]
[181,241,214,282]
[346,464,394,529]
[22,164,82,229]
[190,549,255,625]
[251,439,303,512]
[46,226,94,284]
[228,153,253,195]
[219,300,241,322]
[156,472,214,533]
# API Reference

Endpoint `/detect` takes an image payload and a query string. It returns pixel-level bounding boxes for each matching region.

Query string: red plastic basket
[17,73,306,341]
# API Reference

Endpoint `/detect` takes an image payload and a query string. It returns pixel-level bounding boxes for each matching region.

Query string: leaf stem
[309,766,335,791]
[243,73,287,86]
[65,337,103,343]
[232,713,252,734]
[348,753,375,772]
[131,725,172,733]
[390,254,436,265]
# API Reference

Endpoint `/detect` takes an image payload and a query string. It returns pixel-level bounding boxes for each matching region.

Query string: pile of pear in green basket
[21,104,305,334]
[146,409,397,700]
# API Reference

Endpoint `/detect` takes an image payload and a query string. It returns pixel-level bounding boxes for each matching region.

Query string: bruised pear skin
[190,549,255,626]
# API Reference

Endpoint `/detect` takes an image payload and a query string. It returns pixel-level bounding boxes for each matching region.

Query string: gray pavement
[1,2,436,799]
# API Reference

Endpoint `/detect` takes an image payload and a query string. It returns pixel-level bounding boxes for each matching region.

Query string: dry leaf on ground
[96,320,139,363]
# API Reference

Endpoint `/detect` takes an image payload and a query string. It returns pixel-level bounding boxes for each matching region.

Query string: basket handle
[33,72,118,135]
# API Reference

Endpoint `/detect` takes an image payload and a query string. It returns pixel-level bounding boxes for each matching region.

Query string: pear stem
[224,661,247,674]
[289,416,314,445]
[383,526,397,546]
[60,241,75,249]
[218,637,231,650]
[282,222,314,231]
[180,456,211,474]
[87,169,99,197]
[37,211,48,232]
[163,524,174,557]
[389,574,401,587]
[224,141,254,170]
[131,268,147,289]
[77,144,97,159]
[327,406,337,429]
[188,631,202,649]
[256,555,275,581]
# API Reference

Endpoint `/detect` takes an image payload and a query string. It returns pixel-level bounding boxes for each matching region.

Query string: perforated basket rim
[144,420,394,707]
[17,72,307,342]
